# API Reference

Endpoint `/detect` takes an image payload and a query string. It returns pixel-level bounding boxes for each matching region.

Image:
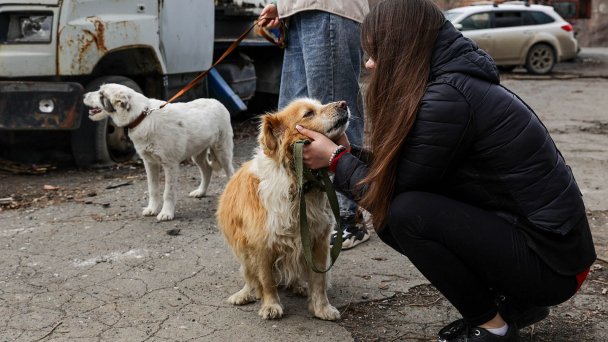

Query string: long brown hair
[360,0,445,230]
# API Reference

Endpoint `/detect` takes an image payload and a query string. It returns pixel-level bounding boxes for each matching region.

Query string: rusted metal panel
[57,0,164,75]
[0,81,83,130]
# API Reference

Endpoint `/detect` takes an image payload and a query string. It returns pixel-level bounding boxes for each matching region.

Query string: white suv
[445,2,578,74]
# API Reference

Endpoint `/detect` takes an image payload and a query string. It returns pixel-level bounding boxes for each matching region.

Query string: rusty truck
[0,0,282,167]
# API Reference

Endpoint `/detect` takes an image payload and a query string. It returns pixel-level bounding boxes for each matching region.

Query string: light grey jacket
[277,0,369,23]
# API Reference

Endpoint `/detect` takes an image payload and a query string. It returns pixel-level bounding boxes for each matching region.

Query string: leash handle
[294,141,342,273]
[159,16,285,109]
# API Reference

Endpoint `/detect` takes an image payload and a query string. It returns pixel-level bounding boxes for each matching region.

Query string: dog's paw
[188,189,206,198]
[228,291,257,305]
[156,211,174,221]
[259,303,283,320]
[142,207,158,216]
[313,304,340,321]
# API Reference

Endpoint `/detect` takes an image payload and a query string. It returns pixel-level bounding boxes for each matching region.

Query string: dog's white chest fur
[251,150,333,243]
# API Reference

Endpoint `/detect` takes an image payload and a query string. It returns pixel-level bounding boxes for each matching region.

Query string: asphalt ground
[1,50,607,341]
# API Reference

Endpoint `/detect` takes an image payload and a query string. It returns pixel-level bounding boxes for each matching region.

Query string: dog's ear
[100,93,116,113]
[113,93,131,112]
[259,114,283,155]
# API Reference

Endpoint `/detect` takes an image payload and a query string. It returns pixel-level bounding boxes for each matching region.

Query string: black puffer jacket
[335,21,595,275]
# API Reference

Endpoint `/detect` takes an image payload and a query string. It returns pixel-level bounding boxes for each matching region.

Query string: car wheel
[71,76,142,167]
[525,43,555,75]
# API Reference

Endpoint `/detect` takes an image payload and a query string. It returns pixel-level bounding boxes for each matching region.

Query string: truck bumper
[0,81,84,130]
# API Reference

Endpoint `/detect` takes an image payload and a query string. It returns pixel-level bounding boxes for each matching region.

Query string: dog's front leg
[307,231,340,321]
[142,160,162,217]
[256,255,283,319]
[157,163,178,221]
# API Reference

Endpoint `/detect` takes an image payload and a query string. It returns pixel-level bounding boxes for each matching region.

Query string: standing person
[295,0,596,341]
[258,0,371,249]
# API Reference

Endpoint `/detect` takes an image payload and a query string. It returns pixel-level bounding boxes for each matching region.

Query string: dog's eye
[303,110,314,118]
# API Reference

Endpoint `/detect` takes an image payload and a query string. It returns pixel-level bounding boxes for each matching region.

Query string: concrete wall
[571,0,608,46]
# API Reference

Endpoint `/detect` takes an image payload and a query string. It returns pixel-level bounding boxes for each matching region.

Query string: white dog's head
[83,83,144,127]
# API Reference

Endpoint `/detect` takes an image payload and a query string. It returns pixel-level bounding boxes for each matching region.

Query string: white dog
[84,83,235,221]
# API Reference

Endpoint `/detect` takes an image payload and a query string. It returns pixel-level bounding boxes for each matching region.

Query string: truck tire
[525,43,556,75]
[71,76,142,167]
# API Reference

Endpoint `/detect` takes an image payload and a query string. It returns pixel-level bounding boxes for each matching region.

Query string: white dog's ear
[259,114,283,156]
[113,93,131,111]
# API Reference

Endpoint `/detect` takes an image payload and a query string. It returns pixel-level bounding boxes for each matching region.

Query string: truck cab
[0,0,281,167]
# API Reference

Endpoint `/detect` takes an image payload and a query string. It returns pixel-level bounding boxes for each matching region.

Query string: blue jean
[279,10,364,219]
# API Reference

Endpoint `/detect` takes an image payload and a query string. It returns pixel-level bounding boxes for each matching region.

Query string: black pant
[378,191,578,326]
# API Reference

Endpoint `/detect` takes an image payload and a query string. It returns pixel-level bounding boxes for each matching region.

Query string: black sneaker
[438,305,548,341]
[439,324,521,342]
[330,217,370,250]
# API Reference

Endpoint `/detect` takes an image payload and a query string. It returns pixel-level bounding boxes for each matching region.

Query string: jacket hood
[430,21,500,84]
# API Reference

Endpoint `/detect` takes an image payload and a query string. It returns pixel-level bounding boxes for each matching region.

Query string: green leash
[293,140,343,273]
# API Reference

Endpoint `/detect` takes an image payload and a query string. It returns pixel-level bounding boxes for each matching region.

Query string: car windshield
[444,11,463,22]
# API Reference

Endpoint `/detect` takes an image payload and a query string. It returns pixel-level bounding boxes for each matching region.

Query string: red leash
[160,17,285,109]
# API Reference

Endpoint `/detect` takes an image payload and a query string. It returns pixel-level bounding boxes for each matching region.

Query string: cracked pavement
[2,67,608,341]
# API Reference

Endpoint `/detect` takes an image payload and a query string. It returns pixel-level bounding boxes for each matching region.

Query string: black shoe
[438,305,548,341]
[438,319,467,340]
[439,324,520,342]
[330,216,370,250]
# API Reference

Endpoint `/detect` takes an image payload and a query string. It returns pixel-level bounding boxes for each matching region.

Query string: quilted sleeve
[395,82,472,193]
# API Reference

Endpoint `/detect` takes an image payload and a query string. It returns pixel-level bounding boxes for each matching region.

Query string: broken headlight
[1,12,53,43]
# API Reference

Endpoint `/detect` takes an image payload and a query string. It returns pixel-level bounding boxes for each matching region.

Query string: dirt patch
[550,120,608,135]
[340,284,446,341]
[338,259,608,342]
[0,164,144,212]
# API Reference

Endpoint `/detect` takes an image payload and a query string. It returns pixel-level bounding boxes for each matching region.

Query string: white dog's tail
[206,149,224,173]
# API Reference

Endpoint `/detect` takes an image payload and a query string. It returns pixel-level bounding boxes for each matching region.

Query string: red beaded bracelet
[328,145,349,173]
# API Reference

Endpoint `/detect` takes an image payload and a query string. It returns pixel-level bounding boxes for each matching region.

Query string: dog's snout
[338,101,347,109]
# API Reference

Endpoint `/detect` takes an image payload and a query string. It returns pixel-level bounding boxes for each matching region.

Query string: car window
[494,11,523,28]
[522,11,556,25]
[460,12,491,31]
[444,11,463,22]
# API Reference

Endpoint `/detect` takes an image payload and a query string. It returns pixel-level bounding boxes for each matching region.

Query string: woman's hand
[258,4,280,29]
[296,125,349,169]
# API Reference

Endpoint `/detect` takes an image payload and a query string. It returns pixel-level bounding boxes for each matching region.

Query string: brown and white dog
[217,98,349,320]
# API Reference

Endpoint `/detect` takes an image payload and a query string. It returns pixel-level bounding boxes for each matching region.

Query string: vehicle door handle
[481,34,491,39]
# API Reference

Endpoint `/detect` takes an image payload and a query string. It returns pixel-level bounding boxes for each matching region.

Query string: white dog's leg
[142,159,162,217]
[157,163,178,221]
[188,151,212,198]
[215,138,235,177]
[307,234,340,321]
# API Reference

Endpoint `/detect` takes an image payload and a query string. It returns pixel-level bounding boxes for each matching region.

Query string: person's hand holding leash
[258,3,281,29]
[296,125,350,169]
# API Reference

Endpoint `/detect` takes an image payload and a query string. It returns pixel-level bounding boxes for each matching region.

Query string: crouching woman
[296,0,596,340]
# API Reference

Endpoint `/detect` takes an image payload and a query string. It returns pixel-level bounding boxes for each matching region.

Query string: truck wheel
[71,76,142,167]
[525,43,555,75]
